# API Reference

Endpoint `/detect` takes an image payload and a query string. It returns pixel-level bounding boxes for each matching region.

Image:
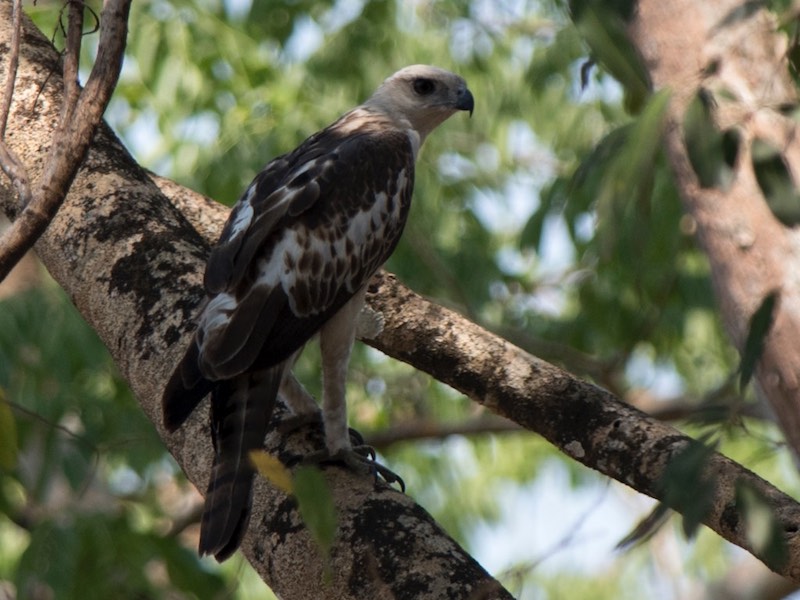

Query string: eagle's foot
[303,447,404,492]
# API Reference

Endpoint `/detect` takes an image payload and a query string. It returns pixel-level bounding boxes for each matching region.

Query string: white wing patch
[227,185,256,241]
[198,293,237,341]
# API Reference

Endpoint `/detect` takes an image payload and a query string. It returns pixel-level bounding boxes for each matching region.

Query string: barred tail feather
[198,366,283,561]
[162,339,213,432]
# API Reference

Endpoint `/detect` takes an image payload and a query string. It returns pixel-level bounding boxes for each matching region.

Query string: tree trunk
[627,0,800,456]
[2,0,800,593]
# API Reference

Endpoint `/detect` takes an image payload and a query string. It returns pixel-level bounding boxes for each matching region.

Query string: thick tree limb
[3,0,800,593]
[0,7,511,599]
[626,0,800,458]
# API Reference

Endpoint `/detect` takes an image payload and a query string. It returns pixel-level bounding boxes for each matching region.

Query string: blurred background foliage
[1,0,799,598]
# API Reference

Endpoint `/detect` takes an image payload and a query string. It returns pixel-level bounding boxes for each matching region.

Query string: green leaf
[739,291,778,391]
[660,437,717,538]
[294,466,338,562]
[616,502,672,551]
[591,90,670,253]
[751,138,800,225]
[15,520,80,598]
[736,481,788,571]
[570,0,651,111]
[0,389,17,471]
[683,89,737,189]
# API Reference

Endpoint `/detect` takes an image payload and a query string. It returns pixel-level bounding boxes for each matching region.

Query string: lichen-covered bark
[363,272,800,579]
[0,6,511,599]
[627,0,800,457]
[3,0,800,589]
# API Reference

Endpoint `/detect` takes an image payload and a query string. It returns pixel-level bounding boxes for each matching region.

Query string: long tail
[162,338,213,432]
[198,366,283,561]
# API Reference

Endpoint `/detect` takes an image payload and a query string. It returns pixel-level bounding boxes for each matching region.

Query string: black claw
[370,462,405,492]
[352,443,376,461]
[347,427,365,447]
[302,447,404,492]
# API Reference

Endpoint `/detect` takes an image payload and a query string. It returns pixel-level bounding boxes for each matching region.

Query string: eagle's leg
[301,287,404,489]
[319,287,366,455]
[278,371,370,452]
[278,370,319,420]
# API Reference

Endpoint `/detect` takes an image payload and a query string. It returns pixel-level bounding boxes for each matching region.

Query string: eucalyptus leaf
[294,466,338,561]
[683,89,736,189]
[736,481,788,571]
[751,138,800,225]
[739,290,778,391]
[660,437,717,539]
[570,0,651,111]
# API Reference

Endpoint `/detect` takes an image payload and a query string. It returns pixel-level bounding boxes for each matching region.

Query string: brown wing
[162,116,415,429]
[196,123,415,380]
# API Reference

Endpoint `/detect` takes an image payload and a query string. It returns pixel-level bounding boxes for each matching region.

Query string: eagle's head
[364,64,474,143]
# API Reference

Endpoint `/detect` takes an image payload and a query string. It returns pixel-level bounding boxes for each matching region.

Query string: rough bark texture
[0,7,511,600]
[0,0,130,280]
[627,0,800,456]
[3,0,800,592]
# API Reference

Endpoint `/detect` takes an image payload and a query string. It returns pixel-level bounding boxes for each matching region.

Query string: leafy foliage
[0,285,225,598]
[7,0,800,598]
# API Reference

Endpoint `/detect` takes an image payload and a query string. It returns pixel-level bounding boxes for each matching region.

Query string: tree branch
[60,0,84,124]
[364,414,522,450]
[2,0,800,593]
[0,6,512,599]
[0,0,30,208]
[0,0,131,282]
[626,0,800,460]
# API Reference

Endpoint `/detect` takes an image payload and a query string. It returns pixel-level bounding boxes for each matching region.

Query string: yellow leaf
[249,450,293,494]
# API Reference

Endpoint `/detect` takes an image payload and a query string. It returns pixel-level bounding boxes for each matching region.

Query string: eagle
[162,65,474,561]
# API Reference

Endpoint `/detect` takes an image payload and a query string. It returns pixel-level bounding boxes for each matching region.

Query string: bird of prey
[162,65,474,561]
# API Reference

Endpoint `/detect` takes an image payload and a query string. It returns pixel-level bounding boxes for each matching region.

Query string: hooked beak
[455,87,474,117]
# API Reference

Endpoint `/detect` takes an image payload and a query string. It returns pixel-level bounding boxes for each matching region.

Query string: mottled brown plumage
[163,65,474,561]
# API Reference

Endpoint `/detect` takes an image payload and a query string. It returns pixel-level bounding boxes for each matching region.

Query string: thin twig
[0,0,132,283]
[365,414,522,450]
[0,0,31,210]
[61,0,84,124]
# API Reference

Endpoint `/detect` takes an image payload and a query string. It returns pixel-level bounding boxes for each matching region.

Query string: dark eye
[413,78,436,96]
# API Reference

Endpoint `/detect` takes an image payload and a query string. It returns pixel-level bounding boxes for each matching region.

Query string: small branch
[165,499,204,538]
[363,271,800,581]
[364,391,772,452]
[3,0,800,589]
[365,414,522,450]
[0,0,30,210]
[61,0,84,124]
[163,183,800,582]
[0,0,131,283]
